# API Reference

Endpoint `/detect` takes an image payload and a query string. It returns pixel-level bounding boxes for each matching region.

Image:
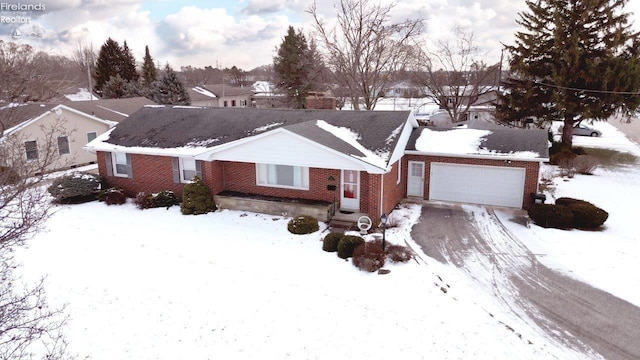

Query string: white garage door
[429,163,525,208]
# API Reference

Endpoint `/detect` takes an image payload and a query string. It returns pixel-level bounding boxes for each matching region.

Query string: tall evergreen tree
[497,0,640,149]
[141,45,158,88]
[273,26,312,109]
[152,64,190,105]
[121,41,139,82]
[93,38,123,95]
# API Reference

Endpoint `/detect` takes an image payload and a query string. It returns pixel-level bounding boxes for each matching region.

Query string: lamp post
[380,213,388,252]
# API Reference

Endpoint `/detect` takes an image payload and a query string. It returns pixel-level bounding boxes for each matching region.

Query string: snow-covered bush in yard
[386,244,413,263]
[181,176,215,215]
[47,172,102,203]
[572,155,599,175]
[98,187,127,205]
[136,190,179,210]
[287,215,319,234]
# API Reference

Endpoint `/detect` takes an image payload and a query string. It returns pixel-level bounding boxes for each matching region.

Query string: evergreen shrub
[181,176,215,215]
[322,233,343,252]
[47,172,102,203]
[556,197,608,229]
[337,235,365,259]
[287,215,319,234]
[527,203,574,229]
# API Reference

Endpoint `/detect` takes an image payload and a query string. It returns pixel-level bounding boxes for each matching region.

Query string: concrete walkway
[411,203,640,360]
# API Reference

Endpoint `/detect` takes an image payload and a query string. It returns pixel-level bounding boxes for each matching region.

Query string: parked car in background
[559,123,602,137]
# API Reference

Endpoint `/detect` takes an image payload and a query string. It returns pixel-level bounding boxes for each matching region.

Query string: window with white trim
[113,152,130,177]
[57,136,70,155]
[256,164,309,189]
[180,157,197,183]
[24,140,38,160]
[87,132,97,143]
[397,160,401,184]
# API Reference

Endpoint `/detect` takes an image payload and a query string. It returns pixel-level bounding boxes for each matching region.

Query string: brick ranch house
[84,107,549,222]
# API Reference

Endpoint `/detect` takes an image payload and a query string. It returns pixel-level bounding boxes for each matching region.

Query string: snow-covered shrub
[135,192,152,209]
[287,215,319,234]
[322,233,343,252]
[47,171,102,203]
[99,187,127,205]
[181,176,215,215]
[337,235,365,259]
[352,239,385,272]
[137,190,180,210]
[556,197,608,229]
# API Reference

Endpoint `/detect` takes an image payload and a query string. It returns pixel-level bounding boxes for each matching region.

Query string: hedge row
[528,197,608,230]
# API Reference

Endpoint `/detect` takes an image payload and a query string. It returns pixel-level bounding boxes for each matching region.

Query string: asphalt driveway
[411,203,640,360]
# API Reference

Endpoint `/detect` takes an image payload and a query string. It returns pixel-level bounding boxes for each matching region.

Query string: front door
[341,170,360,210]
[407,161,425,197]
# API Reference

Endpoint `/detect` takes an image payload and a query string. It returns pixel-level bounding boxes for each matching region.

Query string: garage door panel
[429,163,525,208]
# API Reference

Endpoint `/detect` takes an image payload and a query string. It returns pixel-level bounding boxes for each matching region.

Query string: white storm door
[407,161,425,197]
[341,170,360,210]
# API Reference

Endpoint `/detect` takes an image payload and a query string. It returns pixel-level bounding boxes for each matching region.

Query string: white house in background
[0,97,155,172]
[189,84,253,108]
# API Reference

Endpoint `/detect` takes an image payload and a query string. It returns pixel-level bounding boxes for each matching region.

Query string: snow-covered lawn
[17,202,569,359]
[12,119,639,359]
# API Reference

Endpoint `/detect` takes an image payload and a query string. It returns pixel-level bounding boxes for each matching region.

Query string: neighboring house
[85,106,548,222]
[189,84,253,108]
[0,97,155,172]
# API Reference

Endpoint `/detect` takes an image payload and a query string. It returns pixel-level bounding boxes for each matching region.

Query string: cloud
[241,0,307,16]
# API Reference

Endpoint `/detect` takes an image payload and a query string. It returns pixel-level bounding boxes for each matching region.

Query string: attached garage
[405,126,550,209]
[429,162,525,208]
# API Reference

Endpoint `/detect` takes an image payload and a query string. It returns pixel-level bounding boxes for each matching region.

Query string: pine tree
[497,0,640,149]
[141,45,157,88]
[121,41,139,82]
[152,64,191,105]
[93,38,124,95]
[273,26,312,109]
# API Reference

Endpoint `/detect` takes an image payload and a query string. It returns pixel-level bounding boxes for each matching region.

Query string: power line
[533,81,640,95]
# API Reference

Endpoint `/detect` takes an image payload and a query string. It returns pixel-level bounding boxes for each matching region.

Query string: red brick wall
[221,161,341,205]
[97,151,223,198]
[381,159,406,216]
[405,154,540,208]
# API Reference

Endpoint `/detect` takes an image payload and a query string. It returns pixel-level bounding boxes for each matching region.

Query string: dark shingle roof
[407,126,549,159]
[0,104,56,132]
[61,97,156,122]
[105,107,410,161]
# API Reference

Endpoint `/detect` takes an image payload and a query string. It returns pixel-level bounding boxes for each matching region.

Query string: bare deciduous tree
[0,119,73,359]
[71,41,97,99]
[416,27,498,123]
[308,0,424,110]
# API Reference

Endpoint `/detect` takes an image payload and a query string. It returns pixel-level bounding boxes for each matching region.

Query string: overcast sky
[1,0,639,71]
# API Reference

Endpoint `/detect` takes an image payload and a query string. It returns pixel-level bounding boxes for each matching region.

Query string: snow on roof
[415,128,540,159]
[86,128,211,157]
[64,88,99,101]
[193,86,216,98]
[316,120,387,168]
[251,122,283,134]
